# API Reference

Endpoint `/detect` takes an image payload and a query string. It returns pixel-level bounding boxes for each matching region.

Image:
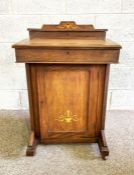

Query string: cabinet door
[36,65,106,143]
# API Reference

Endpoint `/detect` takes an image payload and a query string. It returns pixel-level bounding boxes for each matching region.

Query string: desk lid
[13,38,121,49]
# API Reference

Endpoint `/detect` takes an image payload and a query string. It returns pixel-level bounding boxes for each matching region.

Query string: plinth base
[26,130,109,160]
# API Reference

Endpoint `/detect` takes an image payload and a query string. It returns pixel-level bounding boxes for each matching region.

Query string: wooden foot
[98,130,109,160]
[26,131,38,156]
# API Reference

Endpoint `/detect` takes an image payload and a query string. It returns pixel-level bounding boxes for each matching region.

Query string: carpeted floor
[0,110,134,175]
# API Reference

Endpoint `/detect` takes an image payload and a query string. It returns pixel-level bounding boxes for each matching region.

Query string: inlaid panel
[36,65,106,142]
[43,69,88,131]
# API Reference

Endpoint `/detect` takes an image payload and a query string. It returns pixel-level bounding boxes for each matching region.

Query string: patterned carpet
[0,110,134,175]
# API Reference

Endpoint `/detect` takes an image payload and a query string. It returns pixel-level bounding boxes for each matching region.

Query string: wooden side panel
[26,64,40,137]
[87,65,106,137]
[95,65,106,135]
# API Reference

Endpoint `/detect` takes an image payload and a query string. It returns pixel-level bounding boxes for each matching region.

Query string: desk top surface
[13,38,121,49]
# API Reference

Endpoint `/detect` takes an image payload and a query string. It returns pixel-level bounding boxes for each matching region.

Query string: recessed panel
[44,69,89,132]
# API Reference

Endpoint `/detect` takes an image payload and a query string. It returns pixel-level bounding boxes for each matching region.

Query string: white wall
[0,0,134,110]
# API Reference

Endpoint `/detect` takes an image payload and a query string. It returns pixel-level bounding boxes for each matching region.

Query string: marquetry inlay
[55,110,78,123]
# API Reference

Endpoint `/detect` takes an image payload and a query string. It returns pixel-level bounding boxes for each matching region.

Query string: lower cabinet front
[27,64,107,143]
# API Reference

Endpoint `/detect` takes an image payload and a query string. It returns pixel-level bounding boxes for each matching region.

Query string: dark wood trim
[26,131,39,156]
[98,130,109,160]
[13,45,121,49]
[28,29,108,32]
[40,137,98,144]
[101,65,110,130]
[25,64,34,130]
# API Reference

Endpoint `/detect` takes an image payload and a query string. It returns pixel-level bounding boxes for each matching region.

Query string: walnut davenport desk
[13,21,121,160]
